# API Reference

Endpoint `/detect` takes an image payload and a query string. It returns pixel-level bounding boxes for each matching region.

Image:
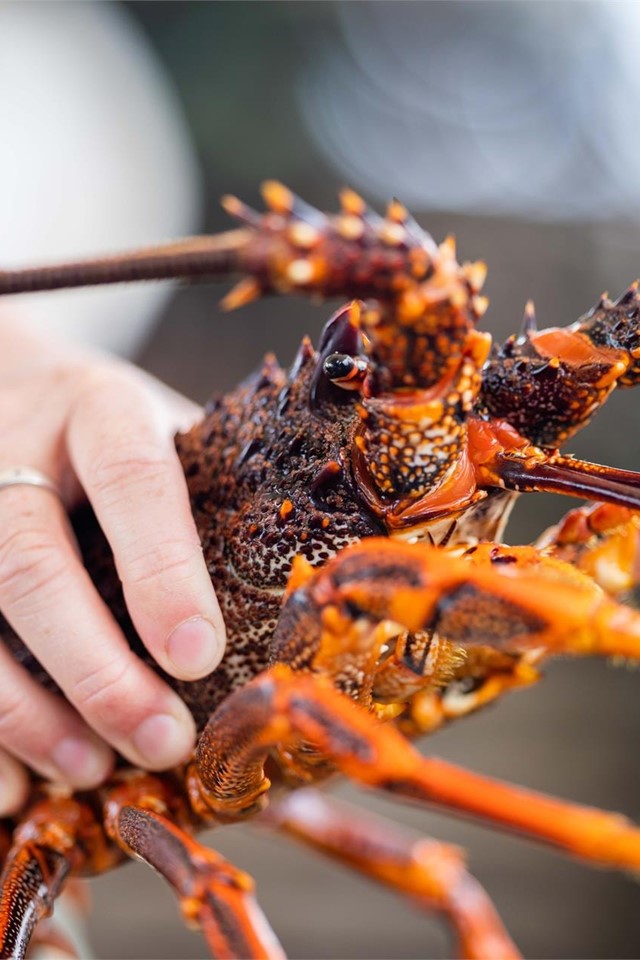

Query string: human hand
[0,316,226,813]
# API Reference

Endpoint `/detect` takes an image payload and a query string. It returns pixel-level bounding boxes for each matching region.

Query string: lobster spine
[481,288,640,447]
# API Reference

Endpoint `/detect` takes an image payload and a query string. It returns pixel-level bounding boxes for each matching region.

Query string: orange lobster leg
[0,841,72,960]
[262,788,521,960]
[398,657,541,738]
[537,502,640,598]
[26,879,92,959]
[104,775,285,960]
[192,666,640,872]
[273,539,640,676]
[0,795,112,960]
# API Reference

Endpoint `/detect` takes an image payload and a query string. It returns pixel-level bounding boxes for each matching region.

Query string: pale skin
[0,316,227,813]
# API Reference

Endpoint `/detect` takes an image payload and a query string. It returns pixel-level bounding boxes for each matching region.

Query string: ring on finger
[0,466,62,500]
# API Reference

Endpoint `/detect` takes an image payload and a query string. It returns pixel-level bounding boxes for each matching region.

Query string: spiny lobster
[0,182,640,959]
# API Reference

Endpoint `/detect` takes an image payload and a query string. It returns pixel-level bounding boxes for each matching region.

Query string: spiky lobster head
[222,181,490,395]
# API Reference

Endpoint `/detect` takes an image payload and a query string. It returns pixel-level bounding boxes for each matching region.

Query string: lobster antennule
[0,231,250,296]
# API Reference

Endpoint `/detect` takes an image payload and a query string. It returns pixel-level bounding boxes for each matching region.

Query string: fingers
[0,748,30,816]
[0,638,111,792]
[0,487,196,773]
[67,369,226,681]
[144,373,204,433]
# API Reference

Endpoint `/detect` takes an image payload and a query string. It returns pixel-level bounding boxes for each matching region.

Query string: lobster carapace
[0,183,639,959]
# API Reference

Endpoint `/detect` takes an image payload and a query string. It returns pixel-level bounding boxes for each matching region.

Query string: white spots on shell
[288,222,320,249]
[287,259,315,285]
[337,214,365,241]
[378,221,407,247]
[594,555,632,595]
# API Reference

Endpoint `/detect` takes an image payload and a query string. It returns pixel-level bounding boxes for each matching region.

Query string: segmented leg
[190,665,640,872]
[537,502,640,598]
[277,518,640,742]
[401,503,640,736]
[397,656,541,738]
[26,879,93,959]
[0,795,113,960]
[271,537,640,726]
[104,774,284,960]
[184,534,640,867]
[262,788,520,960]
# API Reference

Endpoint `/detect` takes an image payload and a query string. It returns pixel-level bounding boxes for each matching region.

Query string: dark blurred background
[59,2,640,957]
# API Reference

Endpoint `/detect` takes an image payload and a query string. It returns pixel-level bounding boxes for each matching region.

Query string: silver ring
[0,467,62,499]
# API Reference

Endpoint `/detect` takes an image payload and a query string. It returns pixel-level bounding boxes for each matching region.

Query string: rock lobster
[0,182,640,958]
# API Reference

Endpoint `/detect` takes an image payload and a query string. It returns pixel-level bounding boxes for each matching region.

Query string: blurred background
[3,1,640,957]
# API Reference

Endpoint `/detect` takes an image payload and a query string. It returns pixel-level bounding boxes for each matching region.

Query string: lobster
[0,181,640,959]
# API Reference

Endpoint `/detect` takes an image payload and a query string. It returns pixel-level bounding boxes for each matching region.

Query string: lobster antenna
[495,453,640,511]
[0,230,249,295]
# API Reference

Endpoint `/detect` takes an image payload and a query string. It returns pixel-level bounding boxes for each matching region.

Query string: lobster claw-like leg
[537,502,640,599]
[189,538,640,879]
[103,774,285,960]
[398,502,640,737]
[0,795,112,960]
[191,664,640,873]
[273,538,640,672]
[261,788,521,960]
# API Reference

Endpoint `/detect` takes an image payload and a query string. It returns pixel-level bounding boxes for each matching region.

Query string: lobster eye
[323,353,357,381]
[310,304,368,409]
[322,352,368,392]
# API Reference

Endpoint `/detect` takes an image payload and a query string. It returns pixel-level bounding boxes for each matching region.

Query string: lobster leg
[261,787,521,960]
[27,876,93,960]
[26,882,90,960]
[103,774,285,960]
[403,504,640,736]
[273,538,640,679]
[397,657,541,738]
[537,502,640,599]
[0,795,111,960]
[0,841,72,960]
[192,665,640,873]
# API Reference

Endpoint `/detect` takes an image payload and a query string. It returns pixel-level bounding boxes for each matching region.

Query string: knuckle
[124,536,203,590]
[0,521,69,607]
[0,688,33,743]
[84,443,173,503]
[70,655,136,722]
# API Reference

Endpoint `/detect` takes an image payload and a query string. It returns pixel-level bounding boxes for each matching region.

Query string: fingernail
[52,737,110,787]
[166,616,222,678]
[132,712,193,768]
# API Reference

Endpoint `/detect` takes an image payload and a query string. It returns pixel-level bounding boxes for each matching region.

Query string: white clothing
[0,2,200,356]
